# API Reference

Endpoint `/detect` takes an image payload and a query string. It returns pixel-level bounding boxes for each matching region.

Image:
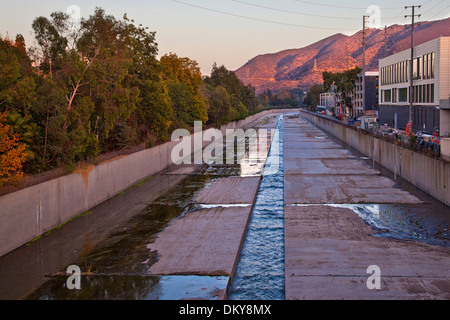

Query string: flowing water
[227,115,285,300]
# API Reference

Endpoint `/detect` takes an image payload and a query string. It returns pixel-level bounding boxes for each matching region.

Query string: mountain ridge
[235,17,450,94]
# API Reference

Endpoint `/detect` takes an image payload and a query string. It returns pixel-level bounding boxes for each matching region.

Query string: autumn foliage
[0,112,28,186]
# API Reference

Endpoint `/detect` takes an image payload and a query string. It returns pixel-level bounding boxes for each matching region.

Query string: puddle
[198,204,252,209]
[290,203,450,247]
[299,114,450,248]
[25,275,228,300]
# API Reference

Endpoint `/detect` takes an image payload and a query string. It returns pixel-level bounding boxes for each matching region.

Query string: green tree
[304,84,324,111]
[322,67,361,115]
[203,63,258,125]
[0,36,37,114]
[160,53,208,126]
[121,15,173,144]
[207,86,232,127]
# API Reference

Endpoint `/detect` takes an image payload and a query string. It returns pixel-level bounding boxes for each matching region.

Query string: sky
[0,0,449,75]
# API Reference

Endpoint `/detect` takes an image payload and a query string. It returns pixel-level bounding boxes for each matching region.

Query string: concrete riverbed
[284,115,450,299]
[0,111,283,300]
[0,110,449,300]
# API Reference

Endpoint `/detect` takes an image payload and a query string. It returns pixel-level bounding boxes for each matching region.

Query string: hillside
[235,17,450,94]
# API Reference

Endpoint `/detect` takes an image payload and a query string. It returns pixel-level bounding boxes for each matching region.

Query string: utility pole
[405,5,421,127]
[346,45,349,70]
[362,15,369,116]
[384,25,389,58]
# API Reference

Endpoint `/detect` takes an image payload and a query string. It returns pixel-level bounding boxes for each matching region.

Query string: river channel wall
[0,109,294,258]
[300,110,450,207]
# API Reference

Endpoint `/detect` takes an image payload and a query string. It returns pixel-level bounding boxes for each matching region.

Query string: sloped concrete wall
[0,109,294,257]
[300,110,449,206]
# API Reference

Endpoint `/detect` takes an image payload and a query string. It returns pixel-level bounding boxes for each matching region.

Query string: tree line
[0,8,278,186]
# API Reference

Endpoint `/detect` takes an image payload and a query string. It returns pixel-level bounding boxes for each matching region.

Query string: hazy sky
[1,0,449,74]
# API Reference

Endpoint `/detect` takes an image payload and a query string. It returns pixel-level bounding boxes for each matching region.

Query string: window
[383,89,391,103]
[396,63,399,83]
[423,54,428,80]
[406,60,409,82]
[430,83,434,103]
[430,52,435,79]
[413,57,421,80]
[401,61,405,82]
[398,88,408,102]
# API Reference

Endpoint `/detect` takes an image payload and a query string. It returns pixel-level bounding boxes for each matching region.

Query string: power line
[232,0,376,20]
[385,7,408,26]
[428,4,450,19]
[293,0,403,10]
[421,0,446,17]
[171,0,360,31]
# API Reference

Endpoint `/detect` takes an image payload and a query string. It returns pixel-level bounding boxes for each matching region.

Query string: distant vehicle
[416,130,433,140]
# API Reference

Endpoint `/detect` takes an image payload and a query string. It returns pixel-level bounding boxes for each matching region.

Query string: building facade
[317,92,336,114]
[353,71,379,118]
[378,37,450,132]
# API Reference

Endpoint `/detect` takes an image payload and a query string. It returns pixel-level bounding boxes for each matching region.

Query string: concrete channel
[284,114,450,299]
[0,109,449,300]
[0,111,287,300]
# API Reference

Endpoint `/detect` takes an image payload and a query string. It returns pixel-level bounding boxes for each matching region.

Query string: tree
[203,63,257,126]
[0,112,28,186]
[207,85,232,127]
[205,63,257,112]
[322,67,361,115]
[0,36,37,114]
[304,84,324,111]
[160,53,208,126]
[32,14,68,78]
[122,16,173,143]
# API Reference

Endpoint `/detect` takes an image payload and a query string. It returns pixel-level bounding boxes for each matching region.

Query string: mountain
[235,17,450,94]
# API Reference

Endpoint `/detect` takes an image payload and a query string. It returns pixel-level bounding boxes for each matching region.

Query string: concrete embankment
[299,110,450,206]
[0,109,293,258]
[283,115,450,299]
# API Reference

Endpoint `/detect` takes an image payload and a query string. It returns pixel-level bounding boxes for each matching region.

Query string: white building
[318,92,336,110]
[378,37,450,134]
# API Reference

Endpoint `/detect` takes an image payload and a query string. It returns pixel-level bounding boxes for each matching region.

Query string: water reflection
[291,203,450,247]
[26,275,228,300]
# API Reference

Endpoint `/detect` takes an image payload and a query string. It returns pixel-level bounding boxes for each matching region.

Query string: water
[228,115,285,300]
[27,275,228,300]
[3,112,449,300]
[301,118,450,248]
